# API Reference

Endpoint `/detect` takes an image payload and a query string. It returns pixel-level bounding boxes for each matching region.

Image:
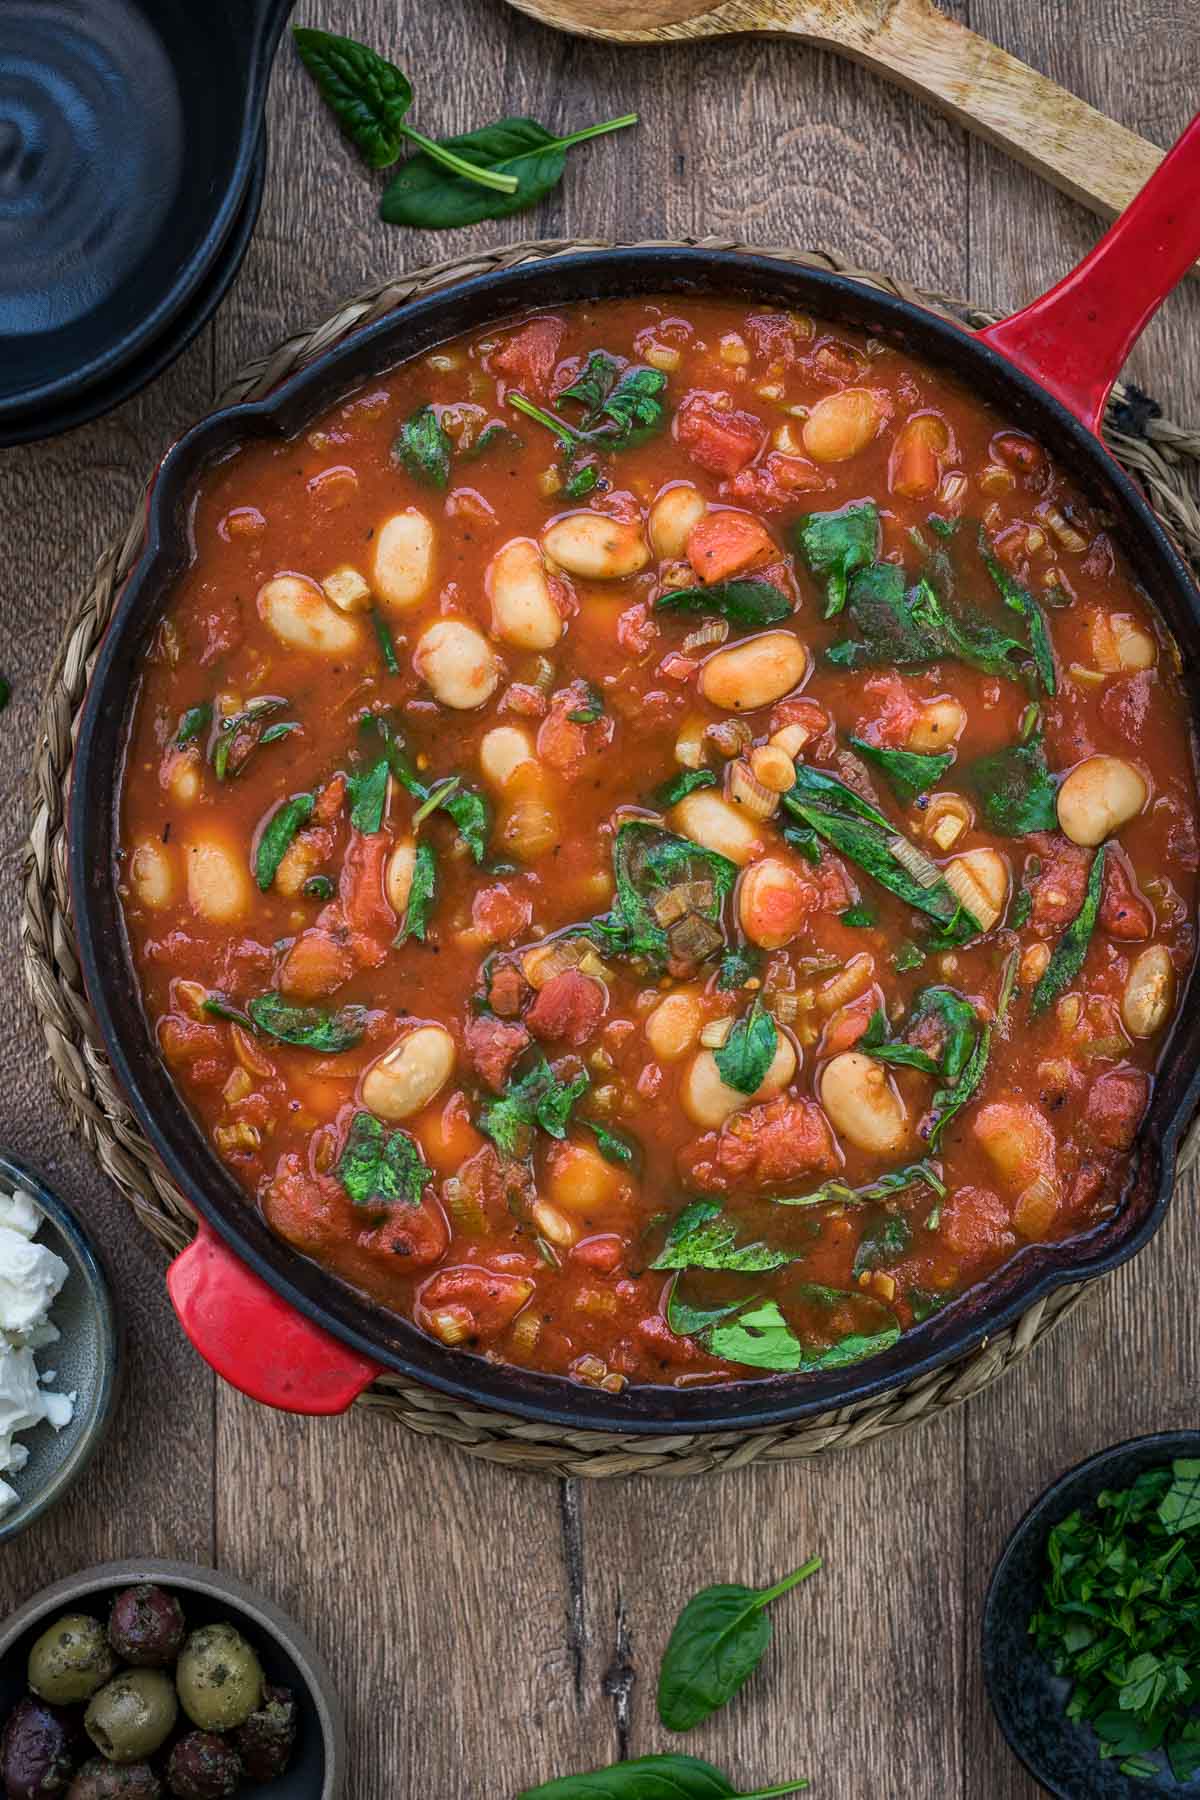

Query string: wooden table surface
[1,3,1197,1794]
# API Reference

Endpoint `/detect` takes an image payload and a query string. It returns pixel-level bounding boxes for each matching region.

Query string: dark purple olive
[231,1683,297,1780]
[0,1694,77,1799]
[106,1588,185,1670]
[66,1761,162,1799]
[163,1734,242,1800]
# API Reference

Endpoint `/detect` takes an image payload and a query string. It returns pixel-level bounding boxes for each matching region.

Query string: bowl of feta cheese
[0,1150,119,1542]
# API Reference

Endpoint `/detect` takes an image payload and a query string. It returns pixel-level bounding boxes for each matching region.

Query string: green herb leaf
[212,696,289,780]
[336,1110,431,1207]
[1159,1459,1200,1535]
[373,609,401,674]
[591,820,736,969]
[713,997,778,1096]
[839,903,875,928]
[707,1300,900,1374]
[392,403,452,489]
[847,735,954,806]
[395,840,437,945]
[771,1161,944,1212]
[653,768,717,808]
[259,721,301,747]
[795,501,879,617]
[581,1119,640,1170]
[828,563,1032,685]
[717,944,765,990]
[561,354,667,447]
[651,1199,792,1274]
[516,1752,809,1799]
[657,1558,822,1733]
[980,532,1056,694]
[349,757,390,834]
[1032,846,1105,1014]
[908,1288,949,1323]
[362,715,491,861]
[655,580,791,628]
[304,874,335,901]
[478,1053,588,1158]
[852,1212,912,1277]
[860,1008,940,1074]
[255,793,315,891]
[966,736,1059,835]
[246,992,366,1052]
[380,113,638,230]
[177,702,213,747]
[293,26,413,168]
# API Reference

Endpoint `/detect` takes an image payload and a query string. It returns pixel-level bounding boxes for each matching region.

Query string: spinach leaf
[651,1199,792,1274]
[893,941,926,972]
[966,736,1059,835]
[655,581,791,628]
[259,721,301,748]
[908,1288,950,1323]
[363,715,491,861]
[581,1119,640,1171]
[462,422,522,459]
[795,501,879,617]
[713,998,777,1095]
[1032,846,1106,1014]
[657,1557,822,1733]
[517,1752,809,1799]
[177,702,212,747]
[590,820,735,969]
[371,610,401,676]
[707,1300,900,1373]
[246,992,366,1052]
[980,532,1056,695]
[294,28,517,193]
[847,734,953,805]
[859,1008,940,1074]
[1159,1458,1200,1534]
[928,514,958,540]
[852,1212,912,1277]
[782,765,979,936]
[903,987,989,1148]
[717,944,765,991]
[666,1280,748,1340]
[559,350,621,415]
[771,1161,944,1212]
[255,793,315,891]
[392,403,452,489]
[478,1053,588,1158]
[349,757,390,834]
[394,840,437,945]
[212,696,289,780]
[561,353,667,447]
[840,903,875,927]
[304,874,335,901]
[379,112,637,230]
[828,564,1031,685]
[336,1110,431,1207]
[927,1023,990,1150]
[653,768,717,808]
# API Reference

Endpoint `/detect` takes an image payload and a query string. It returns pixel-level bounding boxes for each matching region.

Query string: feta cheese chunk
[0,1224,69,1337]
[0,1187,77,1518]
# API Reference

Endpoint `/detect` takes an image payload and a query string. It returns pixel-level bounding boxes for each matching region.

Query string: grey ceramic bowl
[0,1149,120,1544]
[0,1558,345,1796]
[983,1431,1200,1798]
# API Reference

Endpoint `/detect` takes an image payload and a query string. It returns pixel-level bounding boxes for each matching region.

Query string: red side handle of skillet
[166,110,1200,1417]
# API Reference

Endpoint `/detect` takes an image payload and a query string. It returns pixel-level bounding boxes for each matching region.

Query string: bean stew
[116,299,1198,1392]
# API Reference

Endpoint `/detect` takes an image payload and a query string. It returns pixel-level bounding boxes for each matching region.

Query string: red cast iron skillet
[71,116,1200,1430]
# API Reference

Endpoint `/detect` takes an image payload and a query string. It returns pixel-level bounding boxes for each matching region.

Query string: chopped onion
[727,759,780,820]
[682,619,729,654]
[888,834,943,889]
[699,1016,734,1048]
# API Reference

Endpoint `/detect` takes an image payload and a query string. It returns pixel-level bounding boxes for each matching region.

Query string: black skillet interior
[0,0,293,433]
[71,248,1200,1433]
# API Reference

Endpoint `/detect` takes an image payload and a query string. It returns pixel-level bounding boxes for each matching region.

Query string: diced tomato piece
[1099,854,1153,940]
[674,391,765,478]
[359,1201,450,1269]
[769,697,831,744]
[815,859,853,912]
[537,681,613,774]
[685,510,776,583]
[745,312,798,366]
[637,1312,702,1365]
[1100,670,1153,746]
[858,673,923,748]
[157,1015,225,1068]
[339,830,395,943]
[616,602,658,657]
[471,882,533,947]
[939,1187,1014,1269]
[1083,1069,1149,1151]
[819,991,877,1056]
[1028,838,1090,928]
[313,773,347,826]
[721,453,825,510]
[464,1013,530,1092]
[526,970,606,1047]
[680,1098,838,1191]
[490,317,565,396]
[416,1266,534,1339]
[571,1235,626,1275]
[213,936,275,991]
[488,961,530,1019]
[276,928,355,1000]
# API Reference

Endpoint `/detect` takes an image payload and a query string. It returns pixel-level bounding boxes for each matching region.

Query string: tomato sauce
[116,298,1199,1392]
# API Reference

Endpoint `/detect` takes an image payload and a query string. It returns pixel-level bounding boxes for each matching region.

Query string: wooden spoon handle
[825,0,1167,231]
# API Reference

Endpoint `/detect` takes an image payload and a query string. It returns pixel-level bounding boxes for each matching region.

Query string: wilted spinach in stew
[118,299,1198,1392]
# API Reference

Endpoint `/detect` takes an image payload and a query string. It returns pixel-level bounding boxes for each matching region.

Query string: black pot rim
[70,246,1200,1434]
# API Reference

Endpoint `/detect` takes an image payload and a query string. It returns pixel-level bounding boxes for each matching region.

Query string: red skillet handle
[980,111,1200,434]
[167,1222,382,1414]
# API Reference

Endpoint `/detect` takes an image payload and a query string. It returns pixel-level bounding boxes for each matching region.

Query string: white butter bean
[803,388,886,463]
[185,836,251,926]
[682,1034,797,1129]
[819,1051,909,1155]
[372,510,435,612]
[361,1025,456,1122]
[1057,755,1148,847]
[487,538,564,650]
[645,989,703,1062]
[649,484,707,559]
[129,839,175,909]
[699,632,808,712]
[908,697,965,752]
[672,790,763,866]
[1122,944,1174,1038]
[385,839,417,915]
[479,725,536,791]
[257,574,362,656]
[414,619,500,710]
[738,857,814,949]
[542,511,650,580]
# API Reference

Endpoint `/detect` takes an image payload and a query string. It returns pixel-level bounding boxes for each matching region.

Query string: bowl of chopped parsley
[983,1432,1200,1796]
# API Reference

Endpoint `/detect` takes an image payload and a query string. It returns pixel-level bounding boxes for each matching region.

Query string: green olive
[175,1624,264,1732]
[85,1669,178,1764]
[27,1612,117,1704]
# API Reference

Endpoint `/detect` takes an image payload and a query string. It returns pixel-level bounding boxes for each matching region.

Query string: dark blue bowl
[983,1431,1200,1798]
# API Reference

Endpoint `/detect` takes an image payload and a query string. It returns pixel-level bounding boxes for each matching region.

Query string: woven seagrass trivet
[22,239,1200,1480]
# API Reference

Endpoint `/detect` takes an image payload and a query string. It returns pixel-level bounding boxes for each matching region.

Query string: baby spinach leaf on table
[0,676,9,712]
[177,702,213,747]
[852,1211,913,1276]
[794,500,879,617]
[581,1119,640,1171]
[517,1753,809,1799]
[657,1557,822,1733]
[589,820,736,969]
[293,28,517,194]
[654,580,792,628]
[379,112,638,230]
[651,1199,792,1274]
[713,997,777,1095]
[337,1111,431,1207]
[706,1300,900,1373]
[653,768,717,808]
[349,757,390,834]
[394,840,437,945]
[966,736,1059,835]
[255,793,315,892]
[392,403,452,489]
[859,1008,940,1074]
[1031,846,1106,1015]
[847,735,954,806]
[246,993,367,1052]
[478,1053,588,1158]
[980,531,1057,695]
[771,1160,944,1212]
[716,944,764,990]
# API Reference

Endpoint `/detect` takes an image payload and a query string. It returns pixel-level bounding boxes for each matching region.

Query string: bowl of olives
[0,1561,343,1798]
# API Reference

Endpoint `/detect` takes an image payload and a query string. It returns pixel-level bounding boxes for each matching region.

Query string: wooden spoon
[504,0,1175,242]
